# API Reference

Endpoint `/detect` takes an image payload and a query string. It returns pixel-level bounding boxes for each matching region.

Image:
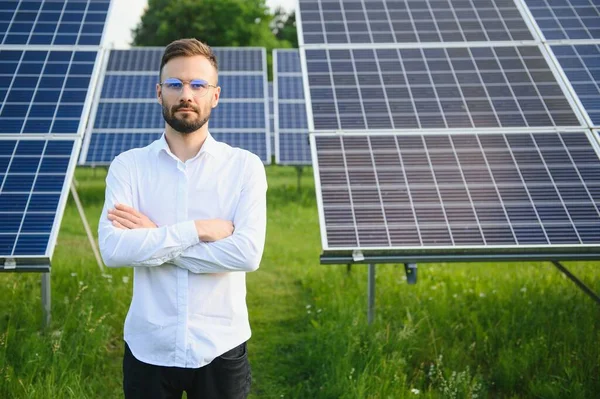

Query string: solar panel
[298,0,535,45]
[523,0,600,41]
[80,47,271,165]
[550,43,600,127]
[0,0,111,46]
[274,49,311,165]
[311,130,600,260]
[0,49,99,135]
[0,137,79,269]
[269,81,274,153]
[303,45,584,131]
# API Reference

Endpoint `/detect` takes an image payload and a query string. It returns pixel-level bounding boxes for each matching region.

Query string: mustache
[172,103,199,113]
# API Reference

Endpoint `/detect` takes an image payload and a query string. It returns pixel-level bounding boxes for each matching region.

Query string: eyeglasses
[159,78,217,97]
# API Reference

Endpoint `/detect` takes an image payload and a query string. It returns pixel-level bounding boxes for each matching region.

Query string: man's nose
[179,83,195,101]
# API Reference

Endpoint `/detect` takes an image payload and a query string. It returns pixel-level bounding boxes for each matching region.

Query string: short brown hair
[159,38,218,80]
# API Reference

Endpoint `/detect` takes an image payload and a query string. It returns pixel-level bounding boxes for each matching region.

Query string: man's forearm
[99,219,199,267]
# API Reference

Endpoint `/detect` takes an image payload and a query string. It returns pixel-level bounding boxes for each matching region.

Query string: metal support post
[405,263,417,284]
[295,166,304,194]
[71,181,105,272]
[368,264,375,324]
[551,261,600,305]
[41,273,51,328]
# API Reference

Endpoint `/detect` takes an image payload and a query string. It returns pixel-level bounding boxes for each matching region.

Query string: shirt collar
[152,131,220,160]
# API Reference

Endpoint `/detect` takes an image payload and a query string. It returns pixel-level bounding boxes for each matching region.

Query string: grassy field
[0,165,598,398]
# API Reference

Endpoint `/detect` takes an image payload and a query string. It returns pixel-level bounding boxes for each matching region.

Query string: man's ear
[156,83,162,104]
[212,86,221,108]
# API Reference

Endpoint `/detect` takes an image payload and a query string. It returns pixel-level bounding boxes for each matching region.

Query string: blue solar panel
[551,44,600,127]
[274,49,311,165]
[0,49,97,135]
[0,138,76,258]
[81,48,270,165]
[0,0,111,46]
[105,48,264,73]
[524,0,600,40]
[269,82,274,152]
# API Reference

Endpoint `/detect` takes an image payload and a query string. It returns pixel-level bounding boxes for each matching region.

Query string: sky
[104,0,297,48]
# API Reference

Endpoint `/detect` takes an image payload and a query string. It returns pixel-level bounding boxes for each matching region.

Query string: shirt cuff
[175,220,200,247]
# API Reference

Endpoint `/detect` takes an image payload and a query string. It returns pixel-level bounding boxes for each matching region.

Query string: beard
[162,102,211,134]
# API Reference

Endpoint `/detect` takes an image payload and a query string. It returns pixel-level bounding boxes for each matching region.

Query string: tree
[271,7,298,48]
[132,0,288,50]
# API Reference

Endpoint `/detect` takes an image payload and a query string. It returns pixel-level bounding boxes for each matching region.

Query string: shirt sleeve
[171,154,268,273]
[98,154,200,268]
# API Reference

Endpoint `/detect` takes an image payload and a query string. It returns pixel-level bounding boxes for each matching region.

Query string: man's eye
[166,82,183,89]
[190,82,207,90]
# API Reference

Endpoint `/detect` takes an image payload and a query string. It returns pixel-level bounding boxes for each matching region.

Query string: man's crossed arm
[98,154,267,274]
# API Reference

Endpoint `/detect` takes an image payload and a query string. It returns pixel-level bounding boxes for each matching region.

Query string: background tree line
[132,0,298,50]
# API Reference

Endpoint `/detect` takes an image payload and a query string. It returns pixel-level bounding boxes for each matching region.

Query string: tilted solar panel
[312,130,600,261]
[269,82,274,153]
[523,0,600,41]
[0,0,111,46]
[298,0,535,45]
[274,49,310,165]
[551,43,600,127]
[0,137,79,268]
[0,49,98,135]
[80,47,271,165]
[303,45,584,131]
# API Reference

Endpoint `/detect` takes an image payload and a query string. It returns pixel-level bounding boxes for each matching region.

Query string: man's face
[157,55,220,134]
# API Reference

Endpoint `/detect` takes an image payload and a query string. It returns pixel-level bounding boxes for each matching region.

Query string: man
[98,38,267,399]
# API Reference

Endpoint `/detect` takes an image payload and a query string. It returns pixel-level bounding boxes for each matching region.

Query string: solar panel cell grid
[0,49,97,135]
[314,131,600,250]
[305,46,582,131]
[551,44,600,126]
[274,50,311,165]
[299,0,534,45]
[0,0,111,46]
[0,138,75,257]
[524,0,600,40]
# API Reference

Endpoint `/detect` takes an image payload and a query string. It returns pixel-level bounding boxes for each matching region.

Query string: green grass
[0,165,598,398]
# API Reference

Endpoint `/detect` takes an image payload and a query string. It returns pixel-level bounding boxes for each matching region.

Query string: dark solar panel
[0,138,76,258]
[80,48,270,164]
[0,49,97,135]
[304,45,583,131]
[551,44,600,127]
[312,131,600,258]
[0,0,111,46]
[298,0,534,45]
[274,49,311,165]
[524,0,600,40]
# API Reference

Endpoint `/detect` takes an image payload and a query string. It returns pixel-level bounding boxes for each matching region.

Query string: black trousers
[123,342,251,399]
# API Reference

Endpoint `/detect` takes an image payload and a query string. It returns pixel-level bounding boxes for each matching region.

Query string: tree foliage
[132,0,296,51]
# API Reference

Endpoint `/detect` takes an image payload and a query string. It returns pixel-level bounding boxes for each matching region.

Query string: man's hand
[107,204,158,229]
[194,219,234,242]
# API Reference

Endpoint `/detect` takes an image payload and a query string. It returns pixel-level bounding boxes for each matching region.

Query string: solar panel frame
[296,0,540,46]
[79,47,272,165]
[0,135,81,271]
[299,43,589,133]
[273,49,311,165]
[547,42,600,128]
[310,129,600,262]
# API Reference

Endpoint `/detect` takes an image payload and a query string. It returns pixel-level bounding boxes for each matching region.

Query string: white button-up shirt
[98,132,267,368]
